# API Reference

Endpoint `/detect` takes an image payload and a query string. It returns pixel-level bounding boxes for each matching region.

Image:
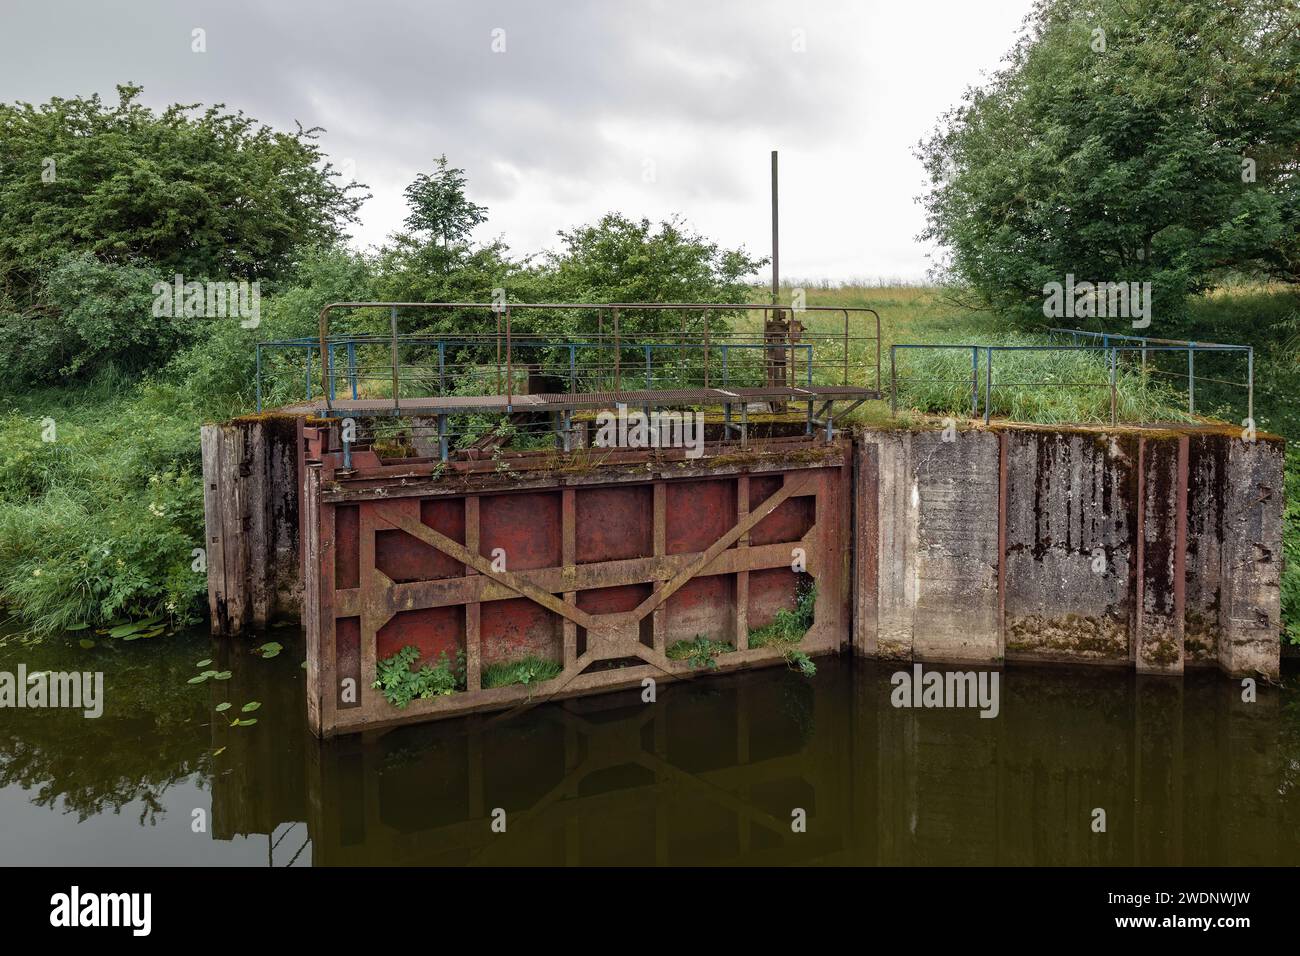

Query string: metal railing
[252,300,883,412]
[889,331,1253,426]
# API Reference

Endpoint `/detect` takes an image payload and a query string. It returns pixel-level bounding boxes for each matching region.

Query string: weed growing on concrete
[373,645,464,708]
[481,655,562,689]
[749,577,818,676]
[666,636,732,669]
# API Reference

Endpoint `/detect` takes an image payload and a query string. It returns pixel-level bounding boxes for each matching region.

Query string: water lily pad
[187,674,209,684]
[257,641,283,659]
[229,717,258,727]
[240,701,261,713]
[212,747,226,757]
[195,659,213,667]
[78,639,95,649]
[215,702,232,712]
[108,622,145,638]
[212,671,232,680]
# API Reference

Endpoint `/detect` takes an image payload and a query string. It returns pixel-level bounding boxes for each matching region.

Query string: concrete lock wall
[852,424,1284,679]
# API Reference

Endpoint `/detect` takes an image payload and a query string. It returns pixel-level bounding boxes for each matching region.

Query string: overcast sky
[1,0,1036,283]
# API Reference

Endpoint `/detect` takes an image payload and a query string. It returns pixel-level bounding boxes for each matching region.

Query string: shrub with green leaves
[666,636,732,670]
[372,646,465,708]
[749,577,818,676]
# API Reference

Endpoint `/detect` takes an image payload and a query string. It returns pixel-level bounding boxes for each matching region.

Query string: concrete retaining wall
[853,424,1283,678]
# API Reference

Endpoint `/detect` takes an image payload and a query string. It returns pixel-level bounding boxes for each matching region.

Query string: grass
[480,655,563,689]
[666,636,733,669]
[748,577,818,676]
[0,373,207,636]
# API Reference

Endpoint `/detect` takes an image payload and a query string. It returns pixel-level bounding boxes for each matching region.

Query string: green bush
[372,646,465,708]
[666,636,732,670]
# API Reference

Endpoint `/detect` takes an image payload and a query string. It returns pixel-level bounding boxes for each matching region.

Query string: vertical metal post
[612,307,620,390]
[971,347,979,418]
[255,344,262,412]
[806,345,814,434]
[389,305,400,411]
[1187,343,1195,414]
[702,310,710,388]
[506,303,513,404]
[1247,347,1254,425]
[328,342,336,401]
[348,341,358,400]
[983,348,993,425]
[771,150,779,304]
[875,311,882,395]
[1109,347,1118,426]
[889,347,897,417]
[438,414,448,463]
[843,309,850,385]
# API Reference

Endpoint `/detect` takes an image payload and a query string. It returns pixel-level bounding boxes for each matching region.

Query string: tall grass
[0,375,207,635]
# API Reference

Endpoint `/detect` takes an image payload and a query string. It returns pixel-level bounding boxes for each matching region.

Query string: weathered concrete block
[873,432,915,659]
[1002,429,1136,663]
[1184,435,1226,664]
[855,428,999,662]
[1218,436,1283,677]
[1135,435,1186,674]
[910,430,1000,662]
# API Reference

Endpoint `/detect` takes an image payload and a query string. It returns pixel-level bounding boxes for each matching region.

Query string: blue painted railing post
[348,341,358,400]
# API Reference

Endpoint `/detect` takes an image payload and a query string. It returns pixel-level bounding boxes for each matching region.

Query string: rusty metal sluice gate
[300,425,853,737]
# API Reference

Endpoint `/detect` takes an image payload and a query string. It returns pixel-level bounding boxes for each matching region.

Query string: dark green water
[0,629,1298,865]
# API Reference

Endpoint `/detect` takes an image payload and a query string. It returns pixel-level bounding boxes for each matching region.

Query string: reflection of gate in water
[303,669,851,866]
[305,434,852,737]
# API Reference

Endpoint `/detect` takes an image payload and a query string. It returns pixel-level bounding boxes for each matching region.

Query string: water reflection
[0,630,1297,865]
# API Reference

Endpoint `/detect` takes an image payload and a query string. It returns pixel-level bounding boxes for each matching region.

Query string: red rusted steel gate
[303,426,852,737]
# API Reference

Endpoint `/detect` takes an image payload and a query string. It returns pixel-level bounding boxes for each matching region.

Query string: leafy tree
[1,253,188,384]
[916,0,1299,324]
[535,212,765,308]
[0,84,367,384]
[0,84,365,290]
[403,155,488,253]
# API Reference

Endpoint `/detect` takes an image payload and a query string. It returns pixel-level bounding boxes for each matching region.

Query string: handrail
[311,300,882,412]
[890,333,1254,427]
